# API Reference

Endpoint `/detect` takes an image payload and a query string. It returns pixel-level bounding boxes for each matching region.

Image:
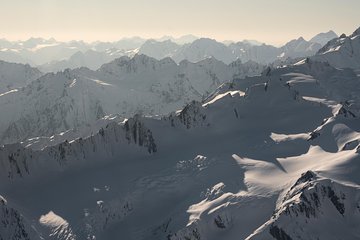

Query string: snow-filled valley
[0,26,360,240]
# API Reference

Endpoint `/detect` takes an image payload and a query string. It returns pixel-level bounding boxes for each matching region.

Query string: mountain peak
[310,30,338,46]
[297,36,306,41]
[284,37,307,47]
[352,26,360,36]
[326,30,337,35]
[293,170,318,187]
[312,26,360,68]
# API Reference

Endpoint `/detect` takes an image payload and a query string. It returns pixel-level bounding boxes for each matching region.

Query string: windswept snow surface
[0,59,360,239]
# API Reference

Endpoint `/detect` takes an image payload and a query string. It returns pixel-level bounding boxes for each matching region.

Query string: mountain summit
[310,30,338,46]
[312,26,360,68]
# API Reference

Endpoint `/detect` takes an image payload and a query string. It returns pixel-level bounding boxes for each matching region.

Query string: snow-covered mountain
[228,37,322,65]
[0,59,359,240]
[0,61,43,93]
[312,27,360,69]
[280,37,322,59]
[310,30,338,46]
[29,37,322,72]
[0,54,264,144]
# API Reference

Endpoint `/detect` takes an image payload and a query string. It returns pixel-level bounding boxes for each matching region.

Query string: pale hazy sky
[1,0,359,45]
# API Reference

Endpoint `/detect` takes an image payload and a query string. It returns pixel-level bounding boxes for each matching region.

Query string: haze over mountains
[1,26,360,240]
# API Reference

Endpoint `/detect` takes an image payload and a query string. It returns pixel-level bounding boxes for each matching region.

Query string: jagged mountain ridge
[0,54,264,145]
[0,115,156,181]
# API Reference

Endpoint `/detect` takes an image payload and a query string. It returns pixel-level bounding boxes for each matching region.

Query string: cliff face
[0,116,157,181]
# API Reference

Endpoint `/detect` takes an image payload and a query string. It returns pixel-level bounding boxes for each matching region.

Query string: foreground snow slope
[0,60,359,239]
[0,54,263,145]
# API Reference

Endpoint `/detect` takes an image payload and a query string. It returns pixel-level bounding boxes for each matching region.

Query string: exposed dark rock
[307,131,320,141]
[342,139,359,151]
[326,186,345,215]
[233,109,239,118]
[214,215,226,229]
[124,116,157,153]
[168,101,207,129]
[293,170,317,187]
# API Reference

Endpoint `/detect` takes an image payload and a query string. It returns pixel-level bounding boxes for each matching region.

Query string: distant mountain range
[0,31,338,72]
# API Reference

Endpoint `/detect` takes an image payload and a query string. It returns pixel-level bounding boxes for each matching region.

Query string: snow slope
[0,59,359,240]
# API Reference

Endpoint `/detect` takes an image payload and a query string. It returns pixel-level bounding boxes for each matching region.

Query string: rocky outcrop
[167,101,208,129]
[124,115,157,153]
